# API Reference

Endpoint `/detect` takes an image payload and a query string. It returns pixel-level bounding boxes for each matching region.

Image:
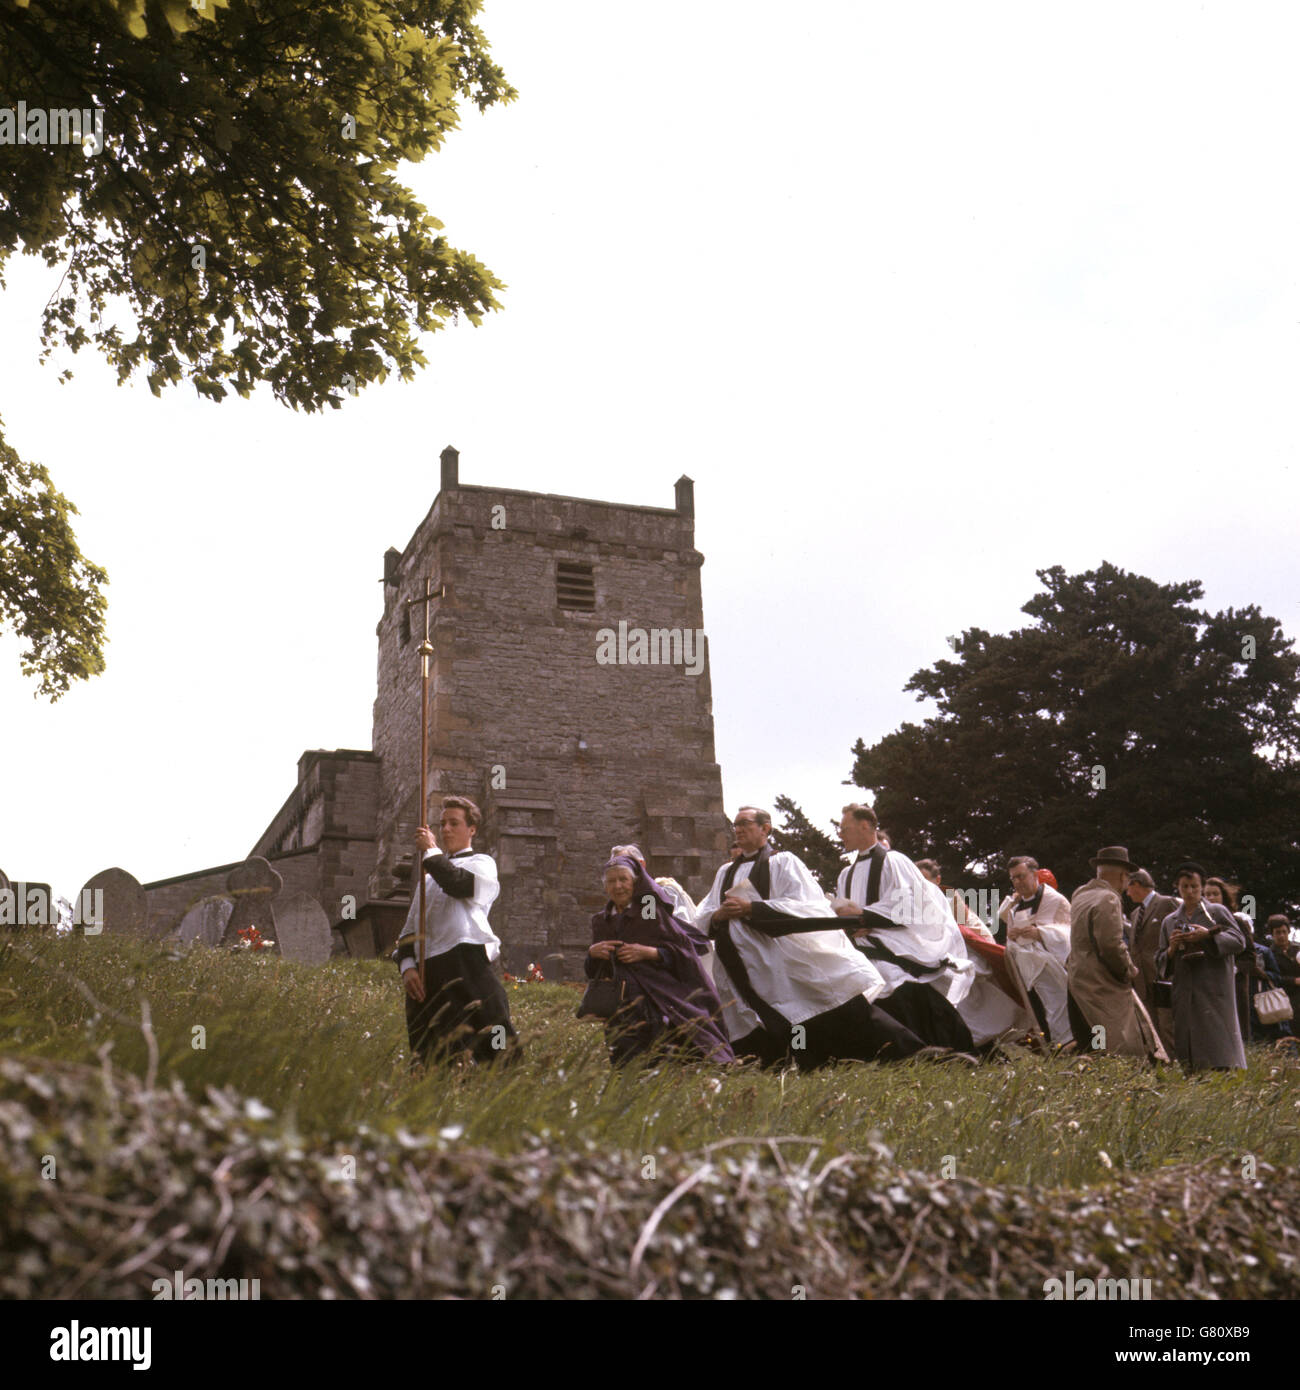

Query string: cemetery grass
[3,933,1298,1191]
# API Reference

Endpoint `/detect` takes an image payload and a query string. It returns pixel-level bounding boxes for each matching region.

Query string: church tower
[368,448,727,969]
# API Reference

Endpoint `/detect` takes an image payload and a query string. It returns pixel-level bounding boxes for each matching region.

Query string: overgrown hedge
[2,1054,1296,1299]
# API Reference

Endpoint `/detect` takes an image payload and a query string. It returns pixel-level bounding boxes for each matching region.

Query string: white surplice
[394,850,501,974]
[656,876,697,922]
[947,899,1037,1046]
[835,849,974,1007]
[998,884,1072,1041]
[694,851,886,1040]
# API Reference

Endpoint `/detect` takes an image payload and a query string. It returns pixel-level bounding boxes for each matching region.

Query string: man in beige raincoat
[1068,846,1168,1063]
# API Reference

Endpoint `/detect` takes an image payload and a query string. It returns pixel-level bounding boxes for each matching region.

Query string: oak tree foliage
[0,0,514,696]
[0,417,108,698]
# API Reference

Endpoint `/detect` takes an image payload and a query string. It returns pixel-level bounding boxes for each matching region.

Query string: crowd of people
[391,794,1297,1075]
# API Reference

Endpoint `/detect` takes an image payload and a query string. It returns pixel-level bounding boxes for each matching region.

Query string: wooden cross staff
[407,578,444,972]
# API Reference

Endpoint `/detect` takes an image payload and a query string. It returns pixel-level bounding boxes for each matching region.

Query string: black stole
[844,843,888,906]
[722,844,773,900]
[845,844,949,975]
[712,845,791,1043]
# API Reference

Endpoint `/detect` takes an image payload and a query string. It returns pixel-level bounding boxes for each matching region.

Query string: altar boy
[393,796,519,1066]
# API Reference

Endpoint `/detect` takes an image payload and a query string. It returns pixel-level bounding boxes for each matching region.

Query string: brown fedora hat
[1090,845,1138,871]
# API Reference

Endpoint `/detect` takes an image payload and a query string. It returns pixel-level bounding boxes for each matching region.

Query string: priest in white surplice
[694,806,926,1068]
[997,856,1072,1043]
[831,805,976,1051]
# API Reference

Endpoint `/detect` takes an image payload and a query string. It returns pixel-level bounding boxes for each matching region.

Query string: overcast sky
[2,2,1298,900]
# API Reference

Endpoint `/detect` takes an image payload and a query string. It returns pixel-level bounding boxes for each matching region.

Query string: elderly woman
[586,854,734,1067]
[609,843,699,924]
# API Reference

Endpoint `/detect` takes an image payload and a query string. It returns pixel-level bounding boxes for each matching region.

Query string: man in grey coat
[1125,868,1179,1056]
[1068,846,1167,1061]
[1155,861,1247,1071]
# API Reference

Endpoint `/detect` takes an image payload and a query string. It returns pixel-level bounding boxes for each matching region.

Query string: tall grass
[3,933,1296,1188]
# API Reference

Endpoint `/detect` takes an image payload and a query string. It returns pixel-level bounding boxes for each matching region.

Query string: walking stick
[408,578,442,980]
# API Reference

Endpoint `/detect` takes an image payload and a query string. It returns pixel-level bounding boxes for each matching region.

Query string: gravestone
[275,892,333,964]
[78,867,147,936]
[177,895,235,948]
[220,857,283,951]
[542,951,567,983]
[1,881,54,929]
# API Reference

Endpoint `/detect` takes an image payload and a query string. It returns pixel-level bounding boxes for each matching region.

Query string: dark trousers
[604,996,654,1068]
[1236,967,1253,1045]
[732,1025,791,1068]
[734,993,925,1071]
[405,943,519,1067]
[876,981,975,1053]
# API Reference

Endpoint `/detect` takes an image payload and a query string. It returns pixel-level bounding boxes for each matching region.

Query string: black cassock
[404,942,518,1066]
[707,850,929,1069]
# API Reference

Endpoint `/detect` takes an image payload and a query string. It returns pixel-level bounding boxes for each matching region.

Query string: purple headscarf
[595,855,733,1063]
[602,855,710,954]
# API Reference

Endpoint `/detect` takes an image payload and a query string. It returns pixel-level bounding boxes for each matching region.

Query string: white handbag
[1254,987,1294,1024]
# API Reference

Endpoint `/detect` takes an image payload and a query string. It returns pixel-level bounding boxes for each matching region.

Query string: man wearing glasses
[693,806,926,1068]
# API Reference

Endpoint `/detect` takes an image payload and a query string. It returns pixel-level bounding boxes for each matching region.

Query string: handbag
[576,971,625,1021]
[1253,987,1294,1025]
[1150,977,1173,1011]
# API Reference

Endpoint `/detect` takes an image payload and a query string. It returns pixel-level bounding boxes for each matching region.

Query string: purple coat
[587,856,734,1063]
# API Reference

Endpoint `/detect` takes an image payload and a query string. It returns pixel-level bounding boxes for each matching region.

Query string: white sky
[2,1,1298,899]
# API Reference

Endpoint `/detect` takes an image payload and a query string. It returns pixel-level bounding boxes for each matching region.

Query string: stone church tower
[367,447,727,970]
[136,448,728,967]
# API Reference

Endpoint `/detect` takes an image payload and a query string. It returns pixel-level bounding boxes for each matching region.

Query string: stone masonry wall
[143,852,319,940]
[144,751,379,939]
[370,470,727,969]
[249,750,379,924]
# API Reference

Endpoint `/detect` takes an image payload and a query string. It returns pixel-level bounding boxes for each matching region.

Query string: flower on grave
[235,926,273,953]
[526,962,544,982]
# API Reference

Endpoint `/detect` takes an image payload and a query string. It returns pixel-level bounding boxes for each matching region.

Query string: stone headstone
[177,895,235,948]
[1,881,54,929]
[275,892,333,964]
[542,951,567,983]
[221,857,283,949]
[79,867,147,936]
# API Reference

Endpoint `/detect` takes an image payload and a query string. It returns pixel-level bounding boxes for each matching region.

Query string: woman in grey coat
[1155,862,1247,1071]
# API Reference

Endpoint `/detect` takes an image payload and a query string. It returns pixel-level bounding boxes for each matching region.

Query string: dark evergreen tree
[769,794,845,892]
[846,564,1300,915]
